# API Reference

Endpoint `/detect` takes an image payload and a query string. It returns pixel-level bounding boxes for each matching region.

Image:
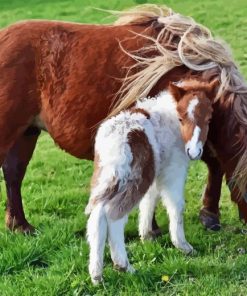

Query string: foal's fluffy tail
[87,129,155,220]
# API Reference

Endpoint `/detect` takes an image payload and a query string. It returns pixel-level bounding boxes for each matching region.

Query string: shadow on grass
[74,227,167,244]
[74,228,144,243]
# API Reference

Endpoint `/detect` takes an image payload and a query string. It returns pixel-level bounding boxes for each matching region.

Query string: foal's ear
[168,82,186,102]
[205,78,219,101]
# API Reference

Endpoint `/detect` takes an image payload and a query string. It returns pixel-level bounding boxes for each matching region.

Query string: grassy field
[0,0,247,295]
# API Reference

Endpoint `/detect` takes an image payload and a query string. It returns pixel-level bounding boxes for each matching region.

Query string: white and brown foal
[86,79,217,284]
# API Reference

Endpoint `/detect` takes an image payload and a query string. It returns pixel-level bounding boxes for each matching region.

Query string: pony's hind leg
[139,183,161,240]
[87,202,107,285]
[107,213,135,273]
[3,126,40,233]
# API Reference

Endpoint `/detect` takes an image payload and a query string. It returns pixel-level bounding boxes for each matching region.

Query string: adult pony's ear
[168,82,186,102]
[205,78,219,101]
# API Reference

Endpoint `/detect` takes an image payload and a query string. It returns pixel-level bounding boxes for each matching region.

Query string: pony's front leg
[3,126,40,233]
[107,213,135,273]
[138,183,161,240]
[157,154,193,254]
[87,203,107,285]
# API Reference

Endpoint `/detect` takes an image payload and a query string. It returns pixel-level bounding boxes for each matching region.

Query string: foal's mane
[108,4,247,196]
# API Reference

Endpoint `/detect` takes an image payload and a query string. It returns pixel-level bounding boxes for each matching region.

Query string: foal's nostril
[194,149,202,159]
[186,148,193,160]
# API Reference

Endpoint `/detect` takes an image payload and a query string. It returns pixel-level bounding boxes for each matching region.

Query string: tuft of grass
[0,1,247,295]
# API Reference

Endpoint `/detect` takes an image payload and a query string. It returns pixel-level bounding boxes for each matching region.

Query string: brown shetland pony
[0,4,247,233]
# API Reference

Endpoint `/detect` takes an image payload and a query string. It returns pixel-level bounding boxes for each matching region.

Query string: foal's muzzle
[186,148,202,160]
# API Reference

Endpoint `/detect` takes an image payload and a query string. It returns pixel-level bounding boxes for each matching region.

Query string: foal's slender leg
[87,202,107,285]
[3,126,40,233]
[157,151,193,254]
[200,149,223,230]
[139,184,161,240]
[107,213,135,273]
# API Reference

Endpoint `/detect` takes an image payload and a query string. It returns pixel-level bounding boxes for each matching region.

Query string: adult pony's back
[1,4,247,232]
[0,17,154,161]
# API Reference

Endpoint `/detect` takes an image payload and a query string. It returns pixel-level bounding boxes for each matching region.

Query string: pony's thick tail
[231,148,247,200]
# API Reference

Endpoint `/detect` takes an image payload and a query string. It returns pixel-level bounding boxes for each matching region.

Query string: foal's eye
[179,118,183,122]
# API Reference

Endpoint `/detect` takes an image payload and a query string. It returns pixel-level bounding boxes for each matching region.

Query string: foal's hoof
[186,247,197,256]
[141,228,162,241]
[176,242,195,255]
[91,275,103,285]
[151,227,162,238]
[127,264,136,274]
[114,263,135,274]
[199,208,221,231]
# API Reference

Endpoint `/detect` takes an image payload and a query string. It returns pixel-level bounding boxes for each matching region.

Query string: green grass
[0,0,247,295]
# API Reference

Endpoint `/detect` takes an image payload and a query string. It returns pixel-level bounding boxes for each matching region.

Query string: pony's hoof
[114,263,135,273]
[181,243,195,255]
[173,240,195,255]
[10,223,36,235]
[127,264,136,274]
[199,208,221,231]
[5,214,36,234]
[17,223,36,234]
[151,227,162,238]
[91,275,103,285]
[140,228,162,241]
[149,228,162,239]
[140,232,153,241]
[187,248,197,256]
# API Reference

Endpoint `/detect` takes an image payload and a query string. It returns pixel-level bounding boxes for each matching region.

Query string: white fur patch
[187,98,199,121]
[185,125,203,159]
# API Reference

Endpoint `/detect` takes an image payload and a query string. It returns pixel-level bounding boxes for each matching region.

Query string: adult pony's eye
[179,118,183,122]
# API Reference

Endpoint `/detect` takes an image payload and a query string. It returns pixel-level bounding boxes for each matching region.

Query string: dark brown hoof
[113,263,135,273]
[114,264,128,272]
[199,208,221,231]
[150,227,162,238]
[141,228,162,241]
[5,213,36,234]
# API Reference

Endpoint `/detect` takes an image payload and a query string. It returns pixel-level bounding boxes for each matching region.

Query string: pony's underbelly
[33,113,95,160]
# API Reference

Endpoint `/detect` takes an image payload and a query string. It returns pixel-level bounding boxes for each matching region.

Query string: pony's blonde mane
[108,4,247,196]
[111,4,172,25]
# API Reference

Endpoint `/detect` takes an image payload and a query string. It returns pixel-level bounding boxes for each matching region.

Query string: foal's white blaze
[185,126,203,160]
[187,98,199,121]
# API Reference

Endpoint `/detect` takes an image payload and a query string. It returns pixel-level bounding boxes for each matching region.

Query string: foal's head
[169,79,218,160]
